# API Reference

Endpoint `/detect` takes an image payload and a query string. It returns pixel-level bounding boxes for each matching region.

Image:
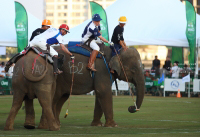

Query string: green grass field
[0,95,200,137]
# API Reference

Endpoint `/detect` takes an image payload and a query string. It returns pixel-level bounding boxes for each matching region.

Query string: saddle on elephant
[67,41,106,71]
[5,46,64,74]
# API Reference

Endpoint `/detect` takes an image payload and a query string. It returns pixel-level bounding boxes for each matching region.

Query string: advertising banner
[164,79,185,92]
[90,1,109,46]
[185,1,196,70]
[15,2,28,52]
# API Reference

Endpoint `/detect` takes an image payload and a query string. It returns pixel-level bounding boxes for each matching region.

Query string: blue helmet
[92,14,102,21]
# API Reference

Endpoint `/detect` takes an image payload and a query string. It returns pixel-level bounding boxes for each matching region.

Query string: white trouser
[82,38,100,51]
[29,37,58,57]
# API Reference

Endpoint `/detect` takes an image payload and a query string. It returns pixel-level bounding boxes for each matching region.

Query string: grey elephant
[24,46,145,128]
[51,46,144,127]
[4,51,60,131]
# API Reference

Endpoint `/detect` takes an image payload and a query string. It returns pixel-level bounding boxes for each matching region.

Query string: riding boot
[52,56,63,75]
[5,53,20,72]
[87,50,99,71]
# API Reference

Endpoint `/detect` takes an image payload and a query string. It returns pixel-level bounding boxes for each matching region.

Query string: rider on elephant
[30,19,52,41]
[29,24,74,74]
[5,24,74,75]
[111,16,128,57]
[82,14,114,71]
[5,19,52,72]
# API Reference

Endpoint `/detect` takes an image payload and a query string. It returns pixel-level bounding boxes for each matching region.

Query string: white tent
[0,0,42,47]
[63,0,200,47]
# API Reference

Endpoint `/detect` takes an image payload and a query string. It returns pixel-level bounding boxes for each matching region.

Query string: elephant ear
[109,56,121,76]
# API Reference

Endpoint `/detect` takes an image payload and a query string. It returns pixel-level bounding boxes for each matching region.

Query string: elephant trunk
[128,71,145,113]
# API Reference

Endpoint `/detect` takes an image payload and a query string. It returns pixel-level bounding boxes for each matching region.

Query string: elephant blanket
[67,41,102,58]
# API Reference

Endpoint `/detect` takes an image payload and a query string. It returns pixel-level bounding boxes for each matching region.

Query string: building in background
[46,0,116,28]
[16,0,46,20]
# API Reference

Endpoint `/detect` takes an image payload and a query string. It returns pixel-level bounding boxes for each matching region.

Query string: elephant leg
[37,91,60,131]
[4,91,25,130]
[95,89,117,127]
[54,94,69,126]
[37,109,48,129]
[91,94,103,126]
[24,99,35,129]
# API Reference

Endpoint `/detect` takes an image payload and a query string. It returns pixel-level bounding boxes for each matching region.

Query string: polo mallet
[64,59,74,118]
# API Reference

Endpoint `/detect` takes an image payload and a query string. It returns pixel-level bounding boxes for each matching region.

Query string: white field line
[0,131,200,136]
[128,119,200,123]
[145,99,192,103]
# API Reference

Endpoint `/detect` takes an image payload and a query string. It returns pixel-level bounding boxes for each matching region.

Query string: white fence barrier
[112,79,129,96]
[164,79,185,97]
[193,79,200,92]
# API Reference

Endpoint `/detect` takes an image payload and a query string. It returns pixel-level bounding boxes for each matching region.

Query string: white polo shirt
[82,21,101,40]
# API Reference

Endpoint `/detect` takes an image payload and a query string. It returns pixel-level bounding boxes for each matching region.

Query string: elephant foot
[91,120,104,127]
[24,123,35,129]
[49,124,60,131]
[104,120,118,127]
[4,126,14,131]
[38,123,49,129]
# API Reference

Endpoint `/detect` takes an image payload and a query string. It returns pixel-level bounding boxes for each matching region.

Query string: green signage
[185,1,196,70]
[90,1,109,46]
[15,2,28,52]
[0,78,9,88]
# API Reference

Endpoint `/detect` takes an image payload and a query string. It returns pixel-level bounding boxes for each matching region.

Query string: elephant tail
[22,55,48,82]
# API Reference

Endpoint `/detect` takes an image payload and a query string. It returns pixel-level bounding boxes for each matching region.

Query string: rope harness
[102,55,113,84]
[32,52,42,74]
[113,46,139,111]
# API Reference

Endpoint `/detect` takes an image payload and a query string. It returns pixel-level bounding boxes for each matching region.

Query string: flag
[182,74,190,83]
[15,2,28,52]
[158,73,164,84]
[90,1,109,46]
[185,0,196,70]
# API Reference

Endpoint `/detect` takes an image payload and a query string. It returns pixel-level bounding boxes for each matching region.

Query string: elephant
[4,50,60,131]
[24,45,145,128]
[51,46,144,127]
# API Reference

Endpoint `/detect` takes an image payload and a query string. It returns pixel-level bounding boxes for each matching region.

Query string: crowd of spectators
[147,55,194,79]
[0,62,14,78]
[0,62,14,95]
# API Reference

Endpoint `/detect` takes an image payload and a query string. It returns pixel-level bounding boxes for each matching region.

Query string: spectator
[180,64,191,77]
[152,55,160,77]
[163,57,172,71]
[170,61,181,78]
[6,63,15,78]
[144,70,154,80]
[0,62,5,77]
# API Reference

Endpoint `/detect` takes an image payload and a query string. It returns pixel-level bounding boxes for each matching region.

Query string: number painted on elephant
[68,61,83,74]
[138,60,142,68]
[34,65,44,75]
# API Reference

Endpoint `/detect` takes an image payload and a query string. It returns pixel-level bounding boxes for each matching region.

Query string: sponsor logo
[1,81,8,86]
[16,23,26,32]
[171,80,179,89]
[145,82,153,86]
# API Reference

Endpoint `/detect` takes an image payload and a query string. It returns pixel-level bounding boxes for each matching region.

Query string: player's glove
[108,41,114,46]
[70,55,75,60]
